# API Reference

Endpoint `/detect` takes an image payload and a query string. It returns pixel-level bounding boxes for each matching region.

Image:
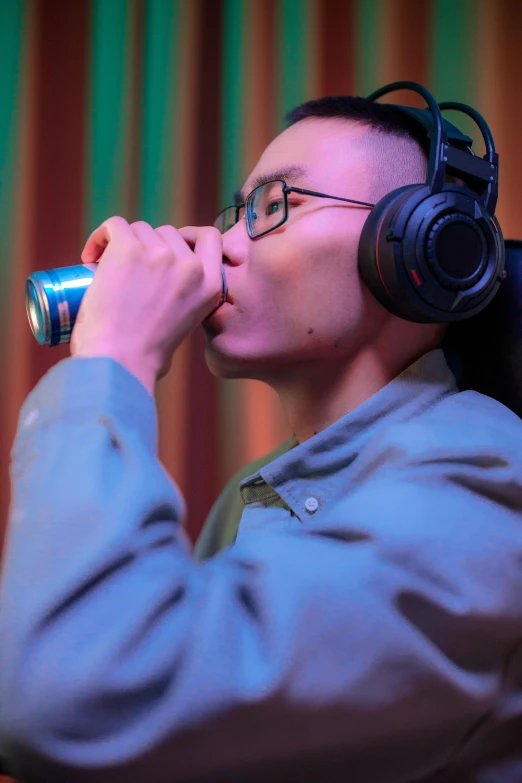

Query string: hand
[70,217,224,395]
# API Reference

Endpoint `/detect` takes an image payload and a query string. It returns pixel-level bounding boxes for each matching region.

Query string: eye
[265,199,284,217]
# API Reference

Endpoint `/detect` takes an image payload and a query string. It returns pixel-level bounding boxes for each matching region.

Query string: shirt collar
[239,348,459,516]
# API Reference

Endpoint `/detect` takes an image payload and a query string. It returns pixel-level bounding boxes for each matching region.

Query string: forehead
[245,118,371,191]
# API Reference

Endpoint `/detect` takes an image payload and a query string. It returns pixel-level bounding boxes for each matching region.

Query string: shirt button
[305,496,319,513]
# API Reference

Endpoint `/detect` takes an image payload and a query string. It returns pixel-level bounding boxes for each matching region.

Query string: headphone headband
[388,106,473,148]
[366,81,498,216]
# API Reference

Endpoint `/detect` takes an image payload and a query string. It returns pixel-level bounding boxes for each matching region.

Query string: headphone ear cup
[358,182,504,324]
[358,184,425,304]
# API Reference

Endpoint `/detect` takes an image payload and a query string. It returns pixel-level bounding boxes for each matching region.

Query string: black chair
[442,239,522,419]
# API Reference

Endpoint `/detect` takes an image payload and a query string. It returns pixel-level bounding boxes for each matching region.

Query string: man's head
[203,96,450,384]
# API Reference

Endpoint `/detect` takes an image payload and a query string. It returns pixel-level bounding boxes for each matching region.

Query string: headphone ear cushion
[358,184,425,296]
[358,181,504,324]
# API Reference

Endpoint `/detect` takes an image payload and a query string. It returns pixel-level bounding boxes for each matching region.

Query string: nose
[221,219,249,267]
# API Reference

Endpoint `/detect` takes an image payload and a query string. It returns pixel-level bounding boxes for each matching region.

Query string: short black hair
[286,95,430,157]
[286,95,435,205]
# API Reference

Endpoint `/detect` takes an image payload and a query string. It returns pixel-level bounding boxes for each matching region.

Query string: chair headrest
[443,240,522,419]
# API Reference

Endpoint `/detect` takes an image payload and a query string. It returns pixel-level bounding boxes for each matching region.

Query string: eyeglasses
[214,179,376,239]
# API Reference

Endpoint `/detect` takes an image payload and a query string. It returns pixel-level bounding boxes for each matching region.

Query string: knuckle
[186,258,204,283]
[156,225,178,245]
[194,261,205,281]
[150,245,171,264]
[122,236,143,260]
[104,215,127,228]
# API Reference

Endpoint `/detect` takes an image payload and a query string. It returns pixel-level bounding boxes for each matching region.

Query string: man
[1,95,522,783]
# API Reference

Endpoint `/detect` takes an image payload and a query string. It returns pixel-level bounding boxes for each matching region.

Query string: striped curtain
[1,0,521,560]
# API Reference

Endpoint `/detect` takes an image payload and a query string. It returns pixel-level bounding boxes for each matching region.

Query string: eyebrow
[233,165,308,205]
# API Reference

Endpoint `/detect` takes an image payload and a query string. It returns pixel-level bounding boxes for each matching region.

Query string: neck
[269,335,442,444]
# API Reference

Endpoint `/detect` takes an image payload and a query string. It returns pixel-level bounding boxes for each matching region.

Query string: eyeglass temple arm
[286,185,375,208]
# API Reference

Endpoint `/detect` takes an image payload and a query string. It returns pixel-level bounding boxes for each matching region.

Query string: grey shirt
[1,347,522,782]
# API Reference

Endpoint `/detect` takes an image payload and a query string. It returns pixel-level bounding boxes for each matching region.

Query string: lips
[203,291,234,326]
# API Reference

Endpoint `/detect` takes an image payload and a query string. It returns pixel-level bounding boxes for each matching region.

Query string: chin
[204,346,257,380]
[203,338,280,381]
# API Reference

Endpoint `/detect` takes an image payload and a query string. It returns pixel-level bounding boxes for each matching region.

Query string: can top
[25,277,50,345]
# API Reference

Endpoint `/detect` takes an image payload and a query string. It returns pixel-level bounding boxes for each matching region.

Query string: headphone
[357,81,506,324]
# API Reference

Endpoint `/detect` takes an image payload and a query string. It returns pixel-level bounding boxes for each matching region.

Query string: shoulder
[334,390,522,561]
[392,389,522,460]
[343,388,522,523]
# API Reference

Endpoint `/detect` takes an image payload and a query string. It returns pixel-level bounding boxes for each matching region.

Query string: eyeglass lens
[214,206,238,235]
[247,181,286,237]
[214,181,287,238]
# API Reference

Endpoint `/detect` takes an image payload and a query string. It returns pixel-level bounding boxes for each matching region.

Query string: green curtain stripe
[139,0,182,225]
[354,0,382,96]
[219,0,247,207]
[430,0,477,145]
[0,0,24,300]
[218,0,248,487]
[277,0,313,131]
[86,0,133,232]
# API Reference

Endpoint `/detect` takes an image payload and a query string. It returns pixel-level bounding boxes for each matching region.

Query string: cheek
[278,213,366,313]
[235,209,372,338]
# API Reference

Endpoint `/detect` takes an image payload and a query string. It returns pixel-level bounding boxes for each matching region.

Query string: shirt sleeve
[1,357,521,783]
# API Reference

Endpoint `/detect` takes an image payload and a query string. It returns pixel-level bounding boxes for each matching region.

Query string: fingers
[81,216,136,264]
[177,226,223,297]
[81,220,222,303]
[130,221,166,250]
[81,217,169,265]
[156,225,223,301]
[177,226,222,259]
[154,224,196,260]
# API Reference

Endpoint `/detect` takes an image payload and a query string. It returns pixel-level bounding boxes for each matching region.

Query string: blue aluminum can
[25,264,97,346]
[25,263,228,346]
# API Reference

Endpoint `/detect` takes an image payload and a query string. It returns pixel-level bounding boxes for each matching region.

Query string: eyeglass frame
[214,179,377,239]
